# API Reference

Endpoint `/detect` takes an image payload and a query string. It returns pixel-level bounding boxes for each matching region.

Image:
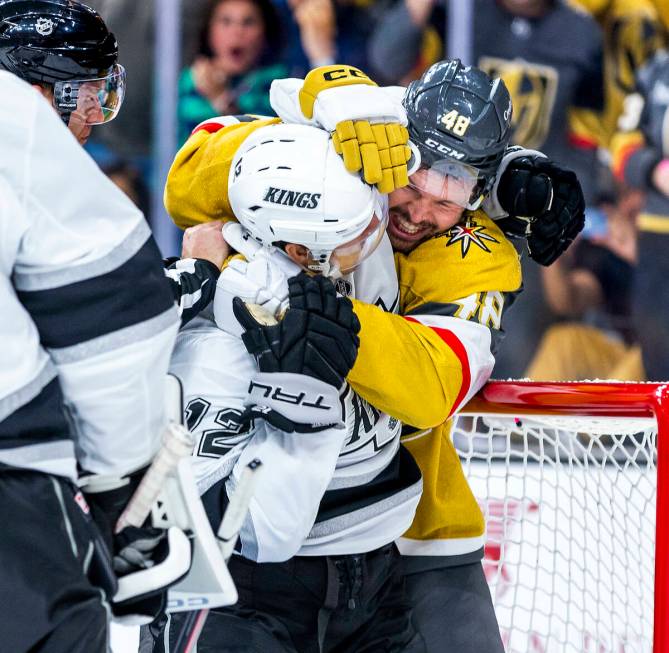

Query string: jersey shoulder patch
[397,210,522,314]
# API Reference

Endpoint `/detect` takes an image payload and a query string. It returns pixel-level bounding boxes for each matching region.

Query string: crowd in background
[84,0,669,383]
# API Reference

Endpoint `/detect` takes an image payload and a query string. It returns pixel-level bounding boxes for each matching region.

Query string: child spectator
[178,0,287,143]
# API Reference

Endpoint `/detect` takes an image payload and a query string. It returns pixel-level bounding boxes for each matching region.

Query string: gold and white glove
[296,65,413,194]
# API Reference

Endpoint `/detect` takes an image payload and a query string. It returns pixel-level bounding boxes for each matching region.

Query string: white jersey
[0,72,179,480]
[169,236,421,562]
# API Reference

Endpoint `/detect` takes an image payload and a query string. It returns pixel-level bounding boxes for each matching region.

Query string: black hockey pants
[155,543,425,653]
[0,469,110,653]
[403,560,505,653]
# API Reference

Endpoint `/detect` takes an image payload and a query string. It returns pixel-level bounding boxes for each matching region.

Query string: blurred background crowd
[83,0,669,383]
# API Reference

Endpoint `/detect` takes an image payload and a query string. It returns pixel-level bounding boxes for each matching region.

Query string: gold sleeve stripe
[405,316,470,418]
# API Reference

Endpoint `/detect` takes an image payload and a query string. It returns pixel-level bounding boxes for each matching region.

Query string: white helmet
[228,123,388,276]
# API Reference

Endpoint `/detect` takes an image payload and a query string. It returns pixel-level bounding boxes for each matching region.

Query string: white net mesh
[453,411,657,653]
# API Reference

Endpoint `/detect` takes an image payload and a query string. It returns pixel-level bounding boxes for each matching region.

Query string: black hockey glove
[495,156,585,266]
[82,470,190,625]
[233,272,360,433]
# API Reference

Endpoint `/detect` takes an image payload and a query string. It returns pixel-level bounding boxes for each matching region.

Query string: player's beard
[387,205,439,253]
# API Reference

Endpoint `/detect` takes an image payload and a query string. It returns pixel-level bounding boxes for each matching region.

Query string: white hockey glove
[270,66,413,193]
[213,222,301,338]
[233,272,360,433]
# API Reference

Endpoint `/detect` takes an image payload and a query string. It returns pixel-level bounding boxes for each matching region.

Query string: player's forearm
[230,424,347,562]
[348,301,494,429]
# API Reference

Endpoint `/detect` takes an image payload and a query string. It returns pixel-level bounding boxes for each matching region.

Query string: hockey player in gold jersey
[570,0,666,147]
[163,61,585,652]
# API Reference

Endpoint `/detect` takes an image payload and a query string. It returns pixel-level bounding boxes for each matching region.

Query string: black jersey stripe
[0,376,71,444]
[17,235,176,349]
[315,445,421,523]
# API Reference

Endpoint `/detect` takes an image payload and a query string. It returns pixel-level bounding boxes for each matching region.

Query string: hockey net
[454,381,669,653]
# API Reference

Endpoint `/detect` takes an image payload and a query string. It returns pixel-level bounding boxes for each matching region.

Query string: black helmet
[0,1,125,125]
[404,59,512,208]
[0,0,118,83]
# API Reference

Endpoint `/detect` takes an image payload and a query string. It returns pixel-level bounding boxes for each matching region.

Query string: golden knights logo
[445,217,498,257]
[479,56,558,149]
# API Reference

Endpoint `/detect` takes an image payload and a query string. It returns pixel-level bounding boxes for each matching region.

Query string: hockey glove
[233,273,360,433]
[495,155,585,266]
[298,65,413,193]
[82,470,191,625]
[213,223,300,338]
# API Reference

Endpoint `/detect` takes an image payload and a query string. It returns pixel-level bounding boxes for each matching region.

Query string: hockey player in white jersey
[158,122,425,652]
[0,70,200,653]
[0,0,225,323]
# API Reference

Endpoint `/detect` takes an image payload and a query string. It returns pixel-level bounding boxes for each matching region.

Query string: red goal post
[456,381,669,653]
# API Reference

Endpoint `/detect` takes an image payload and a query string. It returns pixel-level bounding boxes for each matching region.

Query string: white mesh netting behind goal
[453,381,667,653]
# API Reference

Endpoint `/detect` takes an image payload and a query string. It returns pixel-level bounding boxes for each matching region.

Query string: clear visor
[306,203,389,276]
[54,63,126,126]
[409,160,486,209]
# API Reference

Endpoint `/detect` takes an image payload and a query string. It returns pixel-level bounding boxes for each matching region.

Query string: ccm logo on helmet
[263,187,322,209]
[424,138,465,160]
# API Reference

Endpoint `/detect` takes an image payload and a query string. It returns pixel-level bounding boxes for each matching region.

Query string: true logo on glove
[249,380,333,411]
[263,187,321,209]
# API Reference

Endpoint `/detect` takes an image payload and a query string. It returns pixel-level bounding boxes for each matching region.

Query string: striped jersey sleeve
[0,72,179,479]
[164,257,220,325]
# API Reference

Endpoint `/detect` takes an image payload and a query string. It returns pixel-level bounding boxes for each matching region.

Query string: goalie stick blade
[170,459,263,652]
[165,457,238,613]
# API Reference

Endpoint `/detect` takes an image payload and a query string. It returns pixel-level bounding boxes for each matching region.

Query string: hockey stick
[115,421,193,532]
[116,374,192,532]
[171,458,263,653]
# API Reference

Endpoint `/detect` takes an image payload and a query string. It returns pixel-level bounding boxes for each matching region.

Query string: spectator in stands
[525,184,644,381]
[277,0,387,75]
[569,0,665,149]
[611,48,669,381]
[177,0,287,143]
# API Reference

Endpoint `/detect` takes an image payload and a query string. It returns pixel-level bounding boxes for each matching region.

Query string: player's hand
[233,273,360,433]
[290,0,336,67]
[81,471,191,625]
[181,220,229,269]
[495,156,585,266]
[298,65,412,193]
[213,223,301,337]
[234,273,360,386]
